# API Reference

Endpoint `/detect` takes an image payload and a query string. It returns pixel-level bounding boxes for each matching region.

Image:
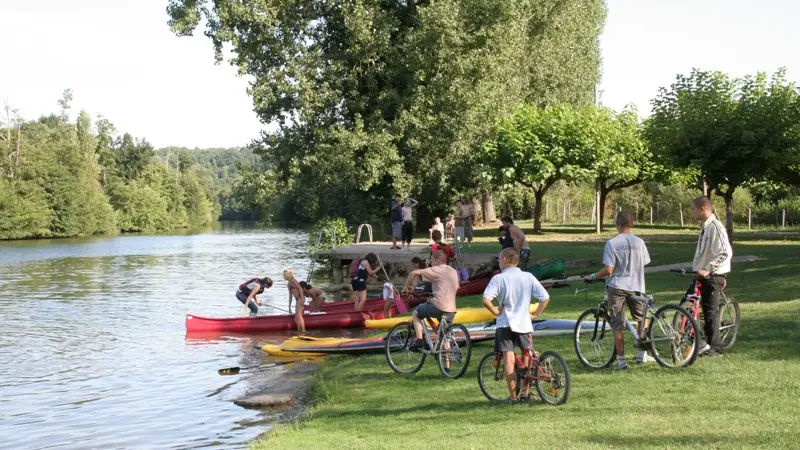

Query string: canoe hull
[185,311,377,333]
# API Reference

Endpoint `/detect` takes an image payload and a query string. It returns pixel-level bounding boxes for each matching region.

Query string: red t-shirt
[431,243,456,263]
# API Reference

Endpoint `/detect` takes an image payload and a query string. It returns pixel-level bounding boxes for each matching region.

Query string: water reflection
[0,224,316,449]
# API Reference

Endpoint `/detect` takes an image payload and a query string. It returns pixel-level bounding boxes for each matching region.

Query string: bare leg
[614,330,625,357]
[412,310,424,340]
[295,301,306,333]
[383,301,392,318]
[520,350,532,397]
[504,350,518,400]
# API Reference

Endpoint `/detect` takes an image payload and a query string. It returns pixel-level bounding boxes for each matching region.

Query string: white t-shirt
[602,233,651,292]
[402,206,413,221]
[482,267,549,333]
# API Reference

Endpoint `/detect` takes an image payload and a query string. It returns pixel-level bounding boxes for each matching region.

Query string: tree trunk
[533,190,545,234]
[723,192,734,244]
[482,192,496,223]
[598,186,610,232]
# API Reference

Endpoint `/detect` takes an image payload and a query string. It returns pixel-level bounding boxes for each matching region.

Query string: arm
[403,269,424,294]
[511,228,526,250]
[408,198,419,207]
[703,225,732,276]
[245,289,258,306]
[530,298,550,319]
[482,296,501,316]
[392,201,402,210]
[585,265,614,281]
[362,260,383,276]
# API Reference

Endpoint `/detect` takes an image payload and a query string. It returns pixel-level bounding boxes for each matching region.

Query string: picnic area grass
[254,230,800,450]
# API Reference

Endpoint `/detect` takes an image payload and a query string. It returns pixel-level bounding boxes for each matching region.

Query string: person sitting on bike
[584,211,651,370]
[482,247,550,403]
[401,250,458,351]
[691,196,732,358]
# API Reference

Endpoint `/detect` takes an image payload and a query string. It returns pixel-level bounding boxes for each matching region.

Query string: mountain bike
[670,269,740,350]
[573,279,701,369]
[385,315,472,378]
[477,342,570,405]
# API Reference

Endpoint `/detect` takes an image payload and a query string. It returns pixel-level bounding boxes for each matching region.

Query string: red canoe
[319,294,425,314]
[185,310,380,333]
[455,277,491,296]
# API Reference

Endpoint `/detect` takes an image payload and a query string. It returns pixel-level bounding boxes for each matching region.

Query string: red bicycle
[670,269,741,350]
[476,344,571,405]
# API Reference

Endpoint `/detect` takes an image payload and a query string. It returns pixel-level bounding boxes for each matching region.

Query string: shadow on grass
[738,317,800,361]
[584,430,793,448]
[311,399,491,422]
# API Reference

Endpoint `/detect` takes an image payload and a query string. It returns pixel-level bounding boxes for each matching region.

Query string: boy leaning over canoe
[482,247,550,403]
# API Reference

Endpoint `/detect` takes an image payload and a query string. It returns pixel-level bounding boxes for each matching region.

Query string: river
[0,223,319,449]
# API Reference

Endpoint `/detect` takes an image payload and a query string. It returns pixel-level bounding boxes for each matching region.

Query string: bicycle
[670,269,740,350]
[476,340,570,405]
[573,279,701,369]
[384,314,472,378]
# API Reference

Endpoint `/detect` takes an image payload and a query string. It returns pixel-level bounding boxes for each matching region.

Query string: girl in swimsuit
[283,268,306,333]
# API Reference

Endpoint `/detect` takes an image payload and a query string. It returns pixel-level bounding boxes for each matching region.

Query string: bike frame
[491,348,551,383]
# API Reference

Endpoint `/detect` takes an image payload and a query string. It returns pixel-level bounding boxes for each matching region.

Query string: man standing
[390,194,403,250]
[584,211,651,370]
[691,196,732,357]
[500,217,530,267]
[482,247,550,403]
[458,198,475,245]
[401,250,459,350]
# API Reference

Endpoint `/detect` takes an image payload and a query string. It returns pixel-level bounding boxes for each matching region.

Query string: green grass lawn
[254,235,800,450]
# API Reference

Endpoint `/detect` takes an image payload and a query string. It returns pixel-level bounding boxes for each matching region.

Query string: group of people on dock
[391,194,476,250]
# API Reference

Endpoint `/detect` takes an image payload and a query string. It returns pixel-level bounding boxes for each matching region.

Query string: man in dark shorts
[482,248,550,403]
[402,250,458,350]
[584,211,651,369]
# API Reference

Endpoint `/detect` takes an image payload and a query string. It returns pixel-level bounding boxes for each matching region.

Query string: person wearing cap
[236,276,273,317]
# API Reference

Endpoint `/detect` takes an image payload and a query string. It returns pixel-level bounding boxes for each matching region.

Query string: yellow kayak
[261,336,359,357]
[364,305,541,329]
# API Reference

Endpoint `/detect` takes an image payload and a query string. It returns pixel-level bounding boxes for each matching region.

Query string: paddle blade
[218,367,241,376]
[395,298,409,314]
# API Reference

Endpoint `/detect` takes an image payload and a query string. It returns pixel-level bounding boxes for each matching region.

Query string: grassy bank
[255,233,800,450]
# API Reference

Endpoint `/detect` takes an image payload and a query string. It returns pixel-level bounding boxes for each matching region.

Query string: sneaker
[519,394,533,403]
[408,339,429,351]
[705,350,723,358]
[698,344,711,355]
[507,398,522,405]
[635,351,655,364]
[613,359,629,371]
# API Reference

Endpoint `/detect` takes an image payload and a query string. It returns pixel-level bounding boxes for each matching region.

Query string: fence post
[562,202,567,224]
[679,204,684,228]
[748,207,752,231]
[650,206,654,225]
[635,202,639,221]
[567,200,571,222]
[590,203,596,224]
[655,202,659,223]
[783,209,786,229]
[546,201,549,221]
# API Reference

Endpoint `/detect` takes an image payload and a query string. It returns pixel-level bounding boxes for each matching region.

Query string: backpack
[349,257,362,278]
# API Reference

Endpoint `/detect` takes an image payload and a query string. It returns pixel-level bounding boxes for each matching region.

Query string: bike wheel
[534,351,571,406]
[437,324,472,379]
[649,305,700,369]
[477,352,517,401]
[385,322,426,374]
[720,297,740,350]
[573,308,616,369]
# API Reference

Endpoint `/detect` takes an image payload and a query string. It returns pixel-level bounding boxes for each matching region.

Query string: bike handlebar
[670,269,697,275]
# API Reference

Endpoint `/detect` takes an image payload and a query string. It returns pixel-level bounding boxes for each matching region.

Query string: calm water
[0,223,317,450]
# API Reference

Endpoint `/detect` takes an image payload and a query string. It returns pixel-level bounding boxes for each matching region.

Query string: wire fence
[540,199,800,229]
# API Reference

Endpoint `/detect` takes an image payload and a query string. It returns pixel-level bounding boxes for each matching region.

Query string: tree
[647,68,800,240]
[58,88,74,123]
[483,104,600,233]
[115,133,154,181]
[167,0,605,224]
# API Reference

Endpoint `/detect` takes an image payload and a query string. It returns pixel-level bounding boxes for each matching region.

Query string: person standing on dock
[236,276,273,317]
[391,194,403,250]
[401,197,419,251]
[283,269,306,334]
[401,250,458,351]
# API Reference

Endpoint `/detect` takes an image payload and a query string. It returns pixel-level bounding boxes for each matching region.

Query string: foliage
[308,217,355,255]
[167,0,605,226]
[0,94,223,240]
[646,68,800,240]
[483,104,604,233]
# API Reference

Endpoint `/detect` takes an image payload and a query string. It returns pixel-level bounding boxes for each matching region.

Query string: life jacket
[239,278,264,295]
[349,258,362,278]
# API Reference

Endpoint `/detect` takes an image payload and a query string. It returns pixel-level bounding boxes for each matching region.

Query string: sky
[0,0,798,148]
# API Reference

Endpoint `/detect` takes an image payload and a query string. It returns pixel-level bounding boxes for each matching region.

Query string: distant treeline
[0,91,264,240]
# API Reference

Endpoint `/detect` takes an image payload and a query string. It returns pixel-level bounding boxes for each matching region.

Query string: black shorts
[401,221,413,244]
[494,327,532,353]
[351,278,367,292]
[415,302,455,324]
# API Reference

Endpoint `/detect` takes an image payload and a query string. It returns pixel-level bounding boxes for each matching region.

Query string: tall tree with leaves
[483,104,601,233]
[646,68,800,240]
[166,0,605,224]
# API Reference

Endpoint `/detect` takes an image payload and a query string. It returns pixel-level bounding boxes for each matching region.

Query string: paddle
[376,254,407,314]
[218,362,284,376]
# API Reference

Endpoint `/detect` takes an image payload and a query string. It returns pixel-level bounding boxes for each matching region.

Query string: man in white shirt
[585,211,651,370]
[691,196,733,357]
[482,247,550,403]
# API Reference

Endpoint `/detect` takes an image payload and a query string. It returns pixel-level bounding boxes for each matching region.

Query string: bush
[308,217,354,254]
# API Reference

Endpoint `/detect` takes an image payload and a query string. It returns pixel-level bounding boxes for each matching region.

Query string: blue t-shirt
[391,200,403,222]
